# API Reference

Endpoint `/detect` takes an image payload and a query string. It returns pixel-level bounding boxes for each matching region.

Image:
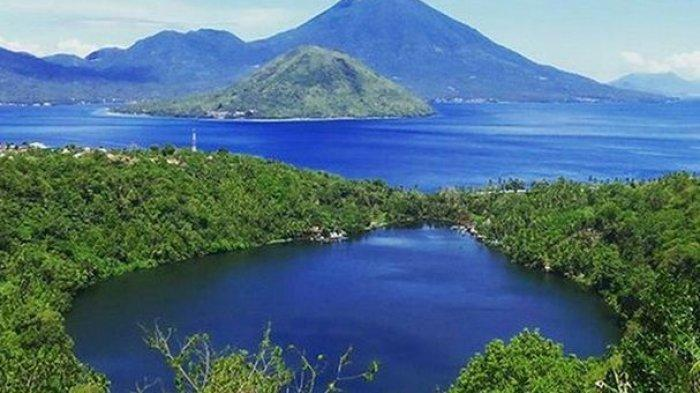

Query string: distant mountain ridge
[43,54,88,68]
[83,29,253,89]
[611,72,700,98]
[0,47,148,104]
[121,46,434,119]
[0,30,257,103]
[0,0,658,103]
[251,0,650,102]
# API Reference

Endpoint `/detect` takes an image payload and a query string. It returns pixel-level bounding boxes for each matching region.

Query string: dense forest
[436,174,699,392]
[0,148,697,392]
[0,147,421,392]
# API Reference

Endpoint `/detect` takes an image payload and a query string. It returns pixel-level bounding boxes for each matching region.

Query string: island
[118,46,435,120]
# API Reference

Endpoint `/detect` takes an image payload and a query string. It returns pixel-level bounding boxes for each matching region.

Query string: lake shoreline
[66,225,621,393]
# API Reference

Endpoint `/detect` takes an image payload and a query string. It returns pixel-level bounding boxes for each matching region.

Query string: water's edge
[66,226,620,393]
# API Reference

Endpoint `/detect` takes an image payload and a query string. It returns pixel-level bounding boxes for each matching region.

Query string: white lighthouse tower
[191,130,197,152]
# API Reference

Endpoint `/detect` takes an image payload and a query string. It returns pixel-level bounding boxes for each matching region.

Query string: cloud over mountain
[621,50,700,81]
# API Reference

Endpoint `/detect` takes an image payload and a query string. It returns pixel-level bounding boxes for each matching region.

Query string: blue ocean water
[1,102,698,190]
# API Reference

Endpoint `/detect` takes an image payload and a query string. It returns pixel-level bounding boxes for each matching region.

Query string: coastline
[104,107,436,123]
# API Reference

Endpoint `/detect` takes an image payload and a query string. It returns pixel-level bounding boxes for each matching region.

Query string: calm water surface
[1,102,698,190]
[66,228,620,393]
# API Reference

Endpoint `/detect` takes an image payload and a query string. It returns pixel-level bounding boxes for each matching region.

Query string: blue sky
[1,0,699,82]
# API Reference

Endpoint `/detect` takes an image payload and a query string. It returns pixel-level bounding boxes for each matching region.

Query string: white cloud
[226,8,308,38]
[0,34,100,57]
[56,38,99,56]
[621,50,700,80]
[0,35,42,54]
[2,0,314,40]
[620,51,647,68]
[0,0,325,57]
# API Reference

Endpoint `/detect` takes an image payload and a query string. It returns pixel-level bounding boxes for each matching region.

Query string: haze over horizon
[1,0,699,82]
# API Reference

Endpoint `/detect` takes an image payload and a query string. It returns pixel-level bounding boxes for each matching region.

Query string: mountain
[0,48,96,80]
[0,47,147,104]
[0,0,659,103]
[82,29,256,93]
[43,54,88,67]
[251,0,654,102]
[0,30,256,103]
[121,46,433,119]
[611,72,700,98]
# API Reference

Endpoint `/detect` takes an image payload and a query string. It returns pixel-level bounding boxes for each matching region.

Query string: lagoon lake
[66,228,620,393]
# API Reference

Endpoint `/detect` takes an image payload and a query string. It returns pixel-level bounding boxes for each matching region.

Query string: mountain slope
[123,46,433,119]
[83,29,256,93]
[611,72,700,98]
[0,0,659,103]
[43,54,88,68]
[0,48,97,81]
[0,48,150,103]
[252,0,654,102]
[0,30,258,103]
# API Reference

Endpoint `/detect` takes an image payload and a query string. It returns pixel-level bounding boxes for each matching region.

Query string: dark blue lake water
[66,228,620,393]
[1,102,698,190]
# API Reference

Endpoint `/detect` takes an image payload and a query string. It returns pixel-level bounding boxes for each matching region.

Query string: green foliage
[1,146,697,393]
[142,324,379,393]
[441,174,700,392]
[0,147,415,392]
[448,331,601,393]
[142,325,292,393]
[68,383,108,393]
[203,355,288,393]
[123,46,434,120]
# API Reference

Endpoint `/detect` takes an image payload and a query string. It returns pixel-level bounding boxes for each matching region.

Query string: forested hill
[121,46,434,120]
[0,147,421,392]
[438,174,700,392]
[0,147,697,392]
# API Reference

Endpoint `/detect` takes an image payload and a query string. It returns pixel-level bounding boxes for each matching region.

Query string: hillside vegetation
[123,46,433,120]
[0,147,421,392]
[0,148,697,392]
[435,174,699,392]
